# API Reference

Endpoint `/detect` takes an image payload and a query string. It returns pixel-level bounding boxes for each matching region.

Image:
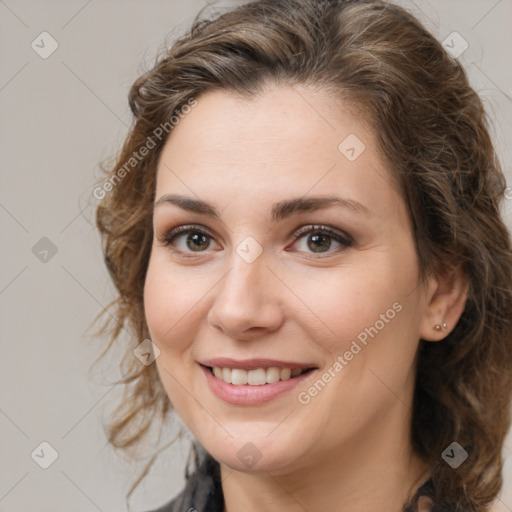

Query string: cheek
[143,256,204,416]
[290,255,421,432]
[143,254,203,353]
[287,252,420,357]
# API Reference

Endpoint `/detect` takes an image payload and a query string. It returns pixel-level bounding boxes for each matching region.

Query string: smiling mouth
[205,365,316,386]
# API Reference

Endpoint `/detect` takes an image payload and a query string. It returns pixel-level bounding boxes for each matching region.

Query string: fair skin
[144,84,467,512]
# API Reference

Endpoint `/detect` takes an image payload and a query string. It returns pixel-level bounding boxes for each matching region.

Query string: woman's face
[144,84,432,475]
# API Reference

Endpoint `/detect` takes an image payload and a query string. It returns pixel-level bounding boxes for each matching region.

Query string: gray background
[0,1,511,511]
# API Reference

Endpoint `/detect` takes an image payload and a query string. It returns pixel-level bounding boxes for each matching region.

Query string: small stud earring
[442,322,448,330]
[434,324,442,331]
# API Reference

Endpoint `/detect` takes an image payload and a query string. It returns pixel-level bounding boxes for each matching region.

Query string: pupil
[187,233,209,251]
[308,233,331,252]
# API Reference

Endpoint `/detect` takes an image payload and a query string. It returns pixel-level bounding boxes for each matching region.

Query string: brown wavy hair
[94,0,512,509]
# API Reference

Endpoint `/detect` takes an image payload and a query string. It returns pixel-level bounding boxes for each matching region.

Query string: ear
[419,265,468,342]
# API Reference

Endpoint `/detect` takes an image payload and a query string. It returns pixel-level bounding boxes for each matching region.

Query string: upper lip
[200,358,317,371]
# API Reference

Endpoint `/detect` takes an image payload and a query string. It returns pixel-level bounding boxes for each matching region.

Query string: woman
[95,0,512,510]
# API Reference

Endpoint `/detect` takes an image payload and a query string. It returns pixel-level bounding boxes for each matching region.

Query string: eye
[159,225,218,254]
[289,225,353,255]
[158,223,353,258]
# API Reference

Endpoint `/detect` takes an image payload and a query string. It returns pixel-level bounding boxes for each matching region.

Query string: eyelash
[158,223,354,258]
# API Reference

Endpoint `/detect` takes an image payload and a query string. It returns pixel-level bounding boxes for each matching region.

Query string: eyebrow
[154,193,371,222]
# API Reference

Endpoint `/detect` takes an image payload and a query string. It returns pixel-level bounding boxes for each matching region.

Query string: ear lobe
[419,266,468,342]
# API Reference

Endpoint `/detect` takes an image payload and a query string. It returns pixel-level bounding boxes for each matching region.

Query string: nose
[207,254,284,341]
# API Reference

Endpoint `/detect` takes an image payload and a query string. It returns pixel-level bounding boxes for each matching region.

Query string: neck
[220,401,430,512]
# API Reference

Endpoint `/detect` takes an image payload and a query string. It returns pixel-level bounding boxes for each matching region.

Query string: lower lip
[200,365,315,406]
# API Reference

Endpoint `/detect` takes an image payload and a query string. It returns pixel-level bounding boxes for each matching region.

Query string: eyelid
[286,224,353,258]
[158,223,214,243]
[291,224,353,245]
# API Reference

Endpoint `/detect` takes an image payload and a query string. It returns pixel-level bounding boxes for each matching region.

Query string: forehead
[155,85,401,219]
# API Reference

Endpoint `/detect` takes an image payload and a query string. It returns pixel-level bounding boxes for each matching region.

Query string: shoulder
[143,451,224,512]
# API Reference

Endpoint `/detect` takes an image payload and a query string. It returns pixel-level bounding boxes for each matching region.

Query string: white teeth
[211,366,308,385]
[231,369,248,385]
[248,368,267,385]
[266,367,281,384]
[280,368,291,380]
[222,368,231,382]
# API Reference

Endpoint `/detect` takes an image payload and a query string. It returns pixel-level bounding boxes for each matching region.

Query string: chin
[199,430,308,474]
